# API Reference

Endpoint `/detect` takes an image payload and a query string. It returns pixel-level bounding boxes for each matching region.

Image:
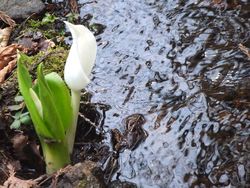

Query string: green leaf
[37,64,65,141]
[14,96,24,102]
[8,104,23,111]
[42,13,57,24]
[17,52,31,65]
[17,53,53,139]
[20,112,32,125]
[10,120,21,129]
[45,72,72,133]
[30,88,43,118]
[10,112,31,129]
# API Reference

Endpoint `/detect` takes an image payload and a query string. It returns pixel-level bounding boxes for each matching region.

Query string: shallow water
[78,0,250,187]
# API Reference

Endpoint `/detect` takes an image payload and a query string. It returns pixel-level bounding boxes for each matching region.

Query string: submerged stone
[202,64,250,108]
[56,161,105,188]
[0,0,45,19]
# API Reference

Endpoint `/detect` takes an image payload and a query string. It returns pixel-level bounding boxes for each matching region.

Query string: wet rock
[55,161,105,188]
[109,180,137,188]
[202,64,250,108]
[111,114,148,152]
[0,0,45,19]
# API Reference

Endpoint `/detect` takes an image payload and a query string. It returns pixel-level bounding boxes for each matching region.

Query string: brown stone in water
[55,161,105,188]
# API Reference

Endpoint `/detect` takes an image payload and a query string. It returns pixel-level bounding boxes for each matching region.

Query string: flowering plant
[17,21,97,174]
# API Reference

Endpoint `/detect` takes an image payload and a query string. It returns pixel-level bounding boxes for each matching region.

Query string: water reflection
[79,0,250,187]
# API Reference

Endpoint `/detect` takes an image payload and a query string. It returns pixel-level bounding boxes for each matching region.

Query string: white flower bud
[64,21,97,91]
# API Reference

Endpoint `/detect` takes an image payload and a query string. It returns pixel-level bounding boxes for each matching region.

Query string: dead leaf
[0,44,25,69]
[7,161,21,175]
[10,133,43,172]
[18,37,38,50]
[0,11,16,27]
[38,39,55,51]
[239,43,250,59]
[0,27,12,48]
[11,133,42,160]
[0,59,16,83]
[0,150,22,186]
[69,0,79,14]
[213,0,222,3]
[11,134,29,152]
[212,0,239,9]
[0,44,28,83]
[3,175,38,188]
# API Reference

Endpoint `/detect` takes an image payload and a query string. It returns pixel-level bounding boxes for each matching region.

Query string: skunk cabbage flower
[16,22,97,173]
[64,21,97,91]
[64,21,97,154]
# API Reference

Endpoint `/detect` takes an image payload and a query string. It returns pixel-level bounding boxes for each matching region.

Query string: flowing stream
[77,1,250,187]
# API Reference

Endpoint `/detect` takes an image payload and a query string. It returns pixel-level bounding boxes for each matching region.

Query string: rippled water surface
[78,0,250,187]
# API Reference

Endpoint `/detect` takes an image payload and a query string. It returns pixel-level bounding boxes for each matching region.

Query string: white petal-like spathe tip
[64,21,97,91]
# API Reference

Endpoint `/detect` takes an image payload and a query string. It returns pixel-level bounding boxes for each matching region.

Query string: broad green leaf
[30,88,43,118]
[17,55,53,139]
[17,51,31,65]
[45,72,73,133]
[37,64,65,141]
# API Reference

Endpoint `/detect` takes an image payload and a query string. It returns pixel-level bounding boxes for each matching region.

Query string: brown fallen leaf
[212,0,239,9]
[0,44,28,83]
[0,59,16,83]
[213,0,222,3]
[0,44,24,69]
[0,11,16,28]
[11,132,42,160]
[239,43,250,59]
[10,132,44,174]
[3,175,38,188]
[0,11,15,51]
[11,134,29,153]
[69,0,79,14]
[18,33,55,54]
[18,37,38,50]
[7,161,21,175]
[0,27,12,48]
[38,39,55,51]
[19,37,55,52]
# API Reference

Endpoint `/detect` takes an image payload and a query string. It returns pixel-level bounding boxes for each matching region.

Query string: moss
[29,46,69,76]
[76,180,87,188]
[24,13,65,42]
[27,13,58,29]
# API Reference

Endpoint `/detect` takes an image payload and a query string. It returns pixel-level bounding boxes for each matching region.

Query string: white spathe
[64,21,97,91]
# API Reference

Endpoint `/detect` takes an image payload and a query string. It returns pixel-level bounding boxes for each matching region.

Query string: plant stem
[41,139,70,174]
[67,90,81,154]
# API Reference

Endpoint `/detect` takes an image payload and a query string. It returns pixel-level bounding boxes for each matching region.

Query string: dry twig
[0,11,16,28]
[239,43,250,59]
